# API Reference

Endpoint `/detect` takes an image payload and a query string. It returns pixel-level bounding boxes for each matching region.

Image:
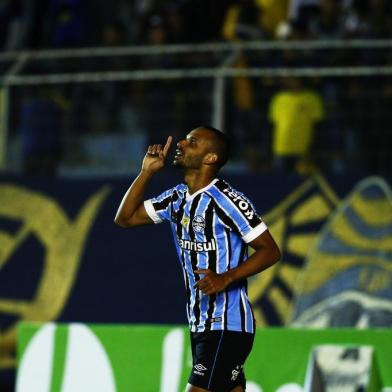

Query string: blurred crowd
[1,0,391,177]
[1,0,392,50]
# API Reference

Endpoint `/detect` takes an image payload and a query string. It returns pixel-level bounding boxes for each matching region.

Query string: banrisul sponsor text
[178,238,216,252]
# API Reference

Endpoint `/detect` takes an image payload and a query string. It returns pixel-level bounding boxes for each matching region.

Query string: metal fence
[1,39,391,176]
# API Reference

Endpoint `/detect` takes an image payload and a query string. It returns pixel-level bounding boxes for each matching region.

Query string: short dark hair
[199,126,230,168]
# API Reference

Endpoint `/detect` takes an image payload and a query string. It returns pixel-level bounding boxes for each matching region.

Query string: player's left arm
[195,229,280,295]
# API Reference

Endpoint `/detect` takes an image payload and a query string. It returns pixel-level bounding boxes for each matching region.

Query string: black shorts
[188,330,255,392]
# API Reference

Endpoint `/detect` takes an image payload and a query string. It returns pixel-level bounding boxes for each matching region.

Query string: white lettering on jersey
[223,188,255,221]
[178,238,216,252]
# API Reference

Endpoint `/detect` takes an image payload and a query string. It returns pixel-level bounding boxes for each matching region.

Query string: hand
[193,269,232,295]
[142,136,173,174]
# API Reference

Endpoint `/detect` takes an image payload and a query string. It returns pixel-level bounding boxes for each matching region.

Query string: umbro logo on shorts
[194,363,207,376]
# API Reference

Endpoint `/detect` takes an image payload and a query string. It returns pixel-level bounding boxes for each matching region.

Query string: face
[173,128,215,169]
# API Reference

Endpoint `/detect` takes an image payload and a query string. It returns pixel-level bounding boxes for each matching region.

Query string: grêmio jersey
[144,178,267,333]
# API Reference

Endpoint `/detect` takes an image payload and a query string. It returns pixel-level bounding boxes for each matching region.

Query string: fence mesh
[3,40,392,176]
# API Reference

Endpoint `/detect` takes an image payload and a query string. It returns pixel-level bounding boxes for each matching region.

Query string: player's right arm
[114,136,173,228]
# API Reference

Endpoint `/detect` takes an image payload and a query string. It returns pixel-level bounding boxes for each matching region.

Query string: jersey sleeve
[144,187,175,224]
[214,185,267,243]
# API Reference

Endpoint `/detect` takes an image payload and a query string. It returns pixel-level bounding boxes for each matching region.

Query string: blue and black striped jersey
[144,178,267,333]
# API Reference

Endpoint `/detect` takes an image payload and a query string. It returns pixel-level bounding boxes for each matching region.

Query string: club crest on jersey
[192,215,205,233]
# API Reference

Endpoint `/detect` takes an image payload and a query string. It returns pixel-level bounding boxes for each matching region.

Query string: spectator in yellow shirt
[269,77,324,173]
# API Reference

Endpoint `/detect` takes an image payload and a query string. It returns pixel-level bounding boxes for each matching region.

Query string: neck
[183,170,216,195]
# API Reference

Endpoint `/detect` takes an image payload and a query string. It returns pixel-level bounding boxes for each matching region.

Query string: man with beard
[115,126,280,392]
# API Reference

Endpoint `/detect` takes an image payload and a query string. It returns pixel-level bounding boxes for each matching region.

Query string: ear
[204,152,218,165]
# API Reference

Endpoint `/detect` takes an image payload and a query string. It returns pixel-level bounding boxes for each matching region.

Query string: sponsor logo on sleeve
[223,188,255,221]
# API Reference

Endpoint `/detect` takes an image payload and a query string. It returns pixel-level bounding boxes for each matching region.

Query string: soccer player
[114,126,280,392]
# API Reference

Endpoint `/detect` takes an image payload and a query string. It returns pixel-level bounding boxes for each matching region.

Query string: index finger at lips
[162,136,173,156]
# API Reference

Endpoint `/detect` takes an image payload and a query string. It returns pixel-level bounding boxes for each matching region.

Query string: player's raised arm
[114,136,173,228]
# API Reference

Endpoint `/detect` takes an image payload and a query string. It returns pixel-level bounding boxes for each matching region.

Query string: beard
[172,154,203,170]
